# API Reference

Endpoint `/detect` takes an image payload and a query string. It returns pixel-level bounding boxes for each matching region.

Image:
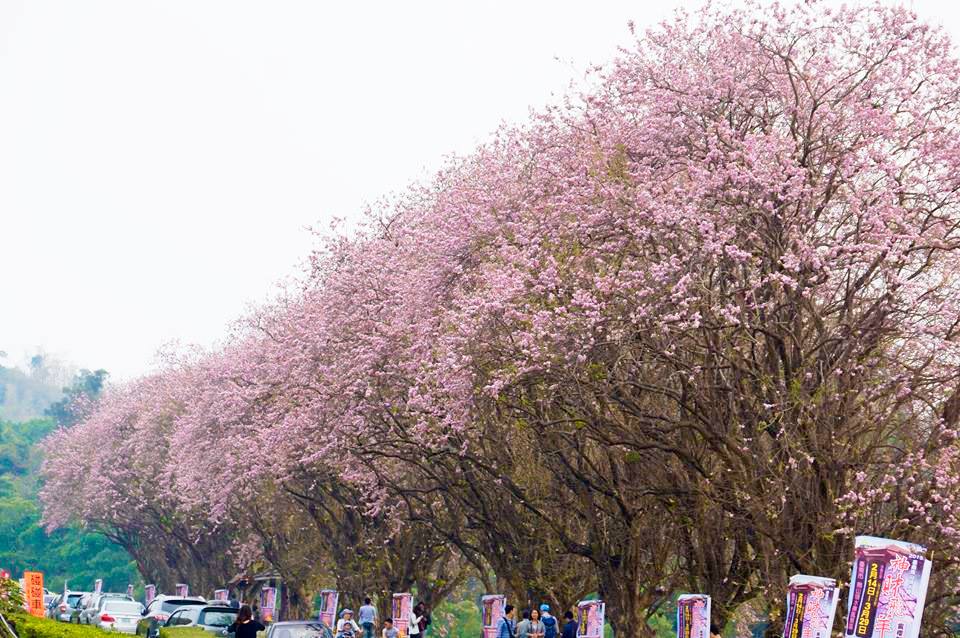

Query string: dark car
[265,621,334,638]
[165,606,238,633]
[137,596,208,638]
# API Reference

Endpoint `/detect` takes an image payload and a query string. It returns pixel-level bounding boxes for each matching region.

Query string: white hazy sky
[0,1,957,379]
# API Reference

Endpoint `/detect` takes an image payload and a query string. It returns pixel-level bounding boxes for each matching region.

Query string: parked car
[137,596,208,638]
[265,621,333,638]
[60,592,90,621]
[93,599,145,634]
[70,592,96,623]
[45,594,63,620]
[164,605,238,633]
[79,593,135,625]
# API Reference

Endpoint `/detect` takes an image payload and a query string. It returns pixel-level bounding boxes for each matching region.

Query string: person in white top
[408,606,422,637]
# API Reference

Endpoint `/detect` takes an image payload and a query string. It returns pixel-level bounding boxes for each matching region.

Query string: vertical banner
[261,587,277,622]
[677,594,711,638]
[576,600,605,638]
[481,595,506,638]
[392,593,413,638]
[24,571,45,618]
[127,584,135,598]
[94,579,103,595]
[319,590,340,627]
[145,584,156,604]
[175,583,189,597]
[214,589,229,602]
[844,536,932,638]
[783,575,840,638]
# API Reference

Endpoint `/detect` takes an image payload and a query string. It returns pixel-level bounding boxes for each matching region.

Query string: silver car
[165,606,238,633]
[80,593,135,625]
[95,599,146,634]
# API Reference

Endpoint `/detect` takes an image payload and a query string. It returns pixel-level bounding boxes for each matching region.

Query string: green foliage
[159,627,214,638]
[46,370,108,428]
[0,418,138,592]
[7,613,114,638]
[646,610,673,638]
[429,600,482,638]
[0,577,25,616]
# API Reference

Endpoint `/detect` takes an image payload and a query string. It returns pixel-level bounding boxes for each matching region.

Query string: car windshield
[162,600,206,613]
[104,601,143,615]
[272,623,333,638]
[199,610,238,627]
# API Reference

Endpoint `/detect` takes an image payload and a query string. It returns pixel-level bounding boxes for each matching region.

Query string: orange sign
[24,571,44,617]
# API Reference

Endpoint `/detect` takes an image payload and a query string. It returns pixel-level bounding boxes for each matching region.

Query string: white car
[80,593,136,625]
[94,599,146,634]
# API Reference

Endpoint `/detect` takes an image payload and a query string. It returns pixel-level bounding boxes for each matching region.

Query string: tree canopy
[41,3,960,636]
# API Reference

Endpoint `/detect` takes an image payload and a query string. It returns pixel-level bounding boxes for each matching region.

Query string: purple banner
[844,536,932,638]
[783,575,839,638]
[677,595,710,638]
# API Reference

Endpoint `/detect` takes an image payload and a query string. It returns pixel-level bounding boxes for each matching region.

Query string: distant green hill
[0,365,63,422]
[0,414,140,592]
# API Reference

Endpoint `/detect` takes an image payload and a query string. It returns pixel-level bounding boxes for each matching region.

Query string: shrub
[7,614,113,638]
[159,628,258,638]
[159,628,213,638]
[0,578,25,617]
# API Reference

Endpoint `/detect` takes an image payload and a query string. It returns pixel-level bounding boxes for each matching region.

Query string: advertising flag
[175,583,189,597]
[677,595,710,638]
[844,536,932,638]
[783,575,840,638]
[576,600,605,638]
[481,595,506,638]
[94,579,103,594]
[145,584,156,604]
[261,587,277,622]
[392,593,413,638]
[214,589,229,602]
[24,571,45,618]
[318,590,339,627]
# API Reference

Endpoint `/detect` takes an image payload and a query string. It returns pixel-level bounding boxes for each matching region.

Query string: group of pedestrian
[335,598,431,638]
[498,604,576,638]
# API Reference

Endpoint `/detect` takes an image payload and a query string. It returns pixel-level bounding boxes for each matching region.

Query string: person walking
[539,605,558,638]
[227,605,266,638]
[497,606,516,638]
[560,611,577,638]
[515,610,532,638]
[528,608,545,638]
[359,598,378,638]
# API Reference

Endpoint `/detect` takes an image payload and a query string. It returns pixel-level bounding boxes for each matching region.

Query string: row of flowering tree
[40,3,960,636]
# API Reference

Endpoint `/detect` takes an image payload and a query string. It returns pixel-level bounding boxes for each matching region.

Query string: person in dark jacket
[560,611,577,638]
[496,606,515,638]
[228,605,266,638]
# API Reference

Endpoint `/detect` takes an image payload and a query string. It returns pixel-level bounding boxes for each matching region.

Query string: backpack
[543,616,558,638]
